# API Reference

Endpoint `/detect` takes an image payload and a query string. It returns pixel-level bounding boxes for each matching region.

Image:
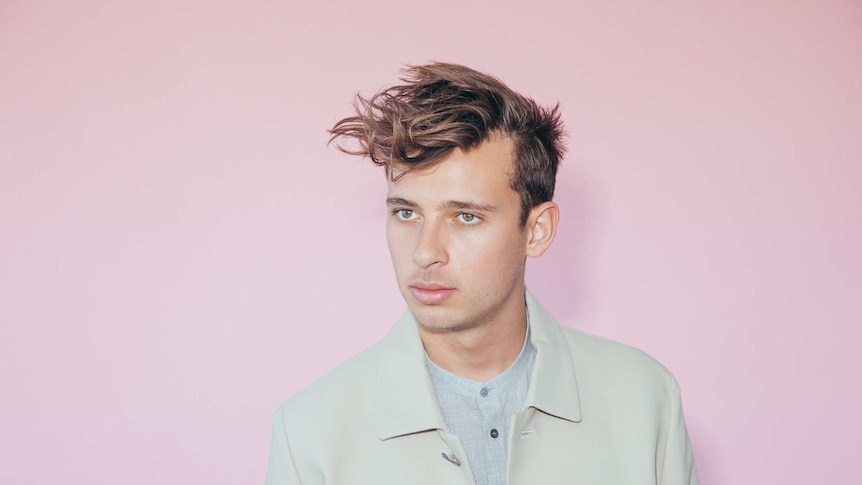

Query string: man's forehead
[384,166,518,214]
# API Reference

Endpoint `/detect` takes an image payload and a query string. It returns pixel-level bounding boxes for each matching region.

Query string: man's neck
[419,306,528,382]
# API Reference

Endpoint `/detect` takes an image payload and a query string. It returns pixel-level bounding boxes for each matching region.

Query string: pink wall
[1,0,860,483]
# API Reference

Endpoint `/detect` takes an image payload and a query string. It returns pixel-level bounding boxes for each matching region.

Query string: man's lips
[409,284,456,305]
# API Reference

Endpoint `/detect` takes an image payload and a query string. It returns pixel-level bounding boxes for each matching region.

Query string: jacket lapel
[524,289,582,423]
[375,310,448,440]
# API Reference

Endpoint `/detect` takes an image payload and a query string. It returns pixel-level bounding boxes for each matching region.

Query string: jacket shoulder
[268,343,385,481]
[278,342,381,419]
[562,325,678,393]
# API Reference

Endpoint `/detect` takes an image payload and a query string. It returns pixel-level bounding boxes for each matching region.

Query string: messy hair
[329,62,566,227]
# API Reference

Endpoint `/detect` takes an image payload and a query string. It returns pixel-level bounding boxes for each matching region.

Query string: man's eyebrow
[386,197,418,208]
[386,197,498,212]
[441,200,497,212]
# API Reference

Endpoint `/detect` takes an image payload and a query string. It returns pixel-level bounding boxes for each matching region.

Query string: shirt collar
[376,288,582,441]
[424,323,534,399]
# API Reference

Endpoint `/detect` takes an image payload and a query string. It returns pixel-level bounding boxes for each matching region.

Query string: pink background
[1,0,860,483]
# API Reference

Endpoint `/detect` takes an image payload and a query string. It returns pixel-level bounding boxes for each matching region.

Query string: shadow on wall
[687,417,721,484]
[527,162,602,331]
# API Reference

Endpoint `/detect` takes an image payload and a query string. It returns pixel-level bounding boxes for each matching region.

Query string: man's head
[329,62,565,227]
[329,63,566,331]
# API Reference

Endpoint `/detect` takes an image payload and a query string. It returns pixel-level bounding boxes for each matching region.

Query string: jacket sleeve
[659,377,700,485]
[265,405,303,485]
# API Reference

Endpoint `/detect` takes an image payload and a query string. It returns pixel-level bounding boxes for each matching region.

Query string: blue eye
[457,213,480,225]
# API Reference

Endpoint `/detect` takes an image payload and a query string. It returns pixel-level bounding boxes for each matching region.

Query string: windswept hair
[329,62,566,226]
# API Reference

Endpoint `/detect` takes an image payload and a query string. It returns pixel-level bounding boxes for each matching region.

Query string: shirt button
[490,429,499,438]
[480,387,489,397]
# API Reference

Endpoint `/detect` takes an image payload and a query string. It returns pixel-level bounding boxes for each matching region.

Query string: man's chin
[409,306,475,333]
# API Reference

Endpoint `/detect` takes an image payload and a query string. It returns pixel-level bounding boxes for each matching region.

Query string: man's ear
[525,201,560,258]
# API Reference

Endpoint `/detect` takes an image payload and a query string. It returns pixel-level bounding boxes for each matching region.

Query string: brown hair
[329,62,566,226]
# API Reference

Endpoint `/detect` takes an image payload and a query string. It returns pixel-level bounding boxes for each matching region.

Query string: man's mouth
[408,284,456,305]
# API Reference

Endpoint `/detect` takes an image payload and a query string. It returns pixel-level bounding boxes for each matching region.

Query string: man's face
[386,136,529,332]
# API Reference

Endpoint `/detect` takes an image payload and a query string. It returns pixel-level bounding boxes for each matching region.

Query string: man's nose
[413,219,448,268]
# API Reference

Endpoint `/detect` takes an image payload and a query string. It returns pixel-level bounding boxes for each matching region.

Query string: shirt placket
[476,385,506,485]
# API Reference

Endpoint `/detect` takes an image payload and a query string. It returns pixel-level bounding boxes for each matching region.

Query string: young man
[265,63,699,485]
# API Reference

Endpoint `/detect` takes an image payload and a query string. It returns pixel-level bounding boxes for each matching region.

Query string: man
[266,62,699,485]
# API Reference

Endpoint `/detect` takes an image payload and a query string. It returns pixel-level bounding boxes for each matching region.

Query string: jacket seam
[658,374,675,485]
[279,404,306,484]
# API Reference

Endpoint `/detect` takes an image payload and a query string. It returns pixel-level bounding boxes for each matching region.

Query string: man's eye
[457,213,480,224]
[395,209,416,220]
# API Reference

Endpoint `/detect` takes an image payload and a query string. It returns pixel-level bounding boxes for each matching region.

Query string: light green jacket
[266,291,699,484]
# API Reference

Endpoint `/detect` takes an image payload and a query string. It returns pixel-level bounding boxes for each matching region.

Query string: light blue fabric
[425,325,535,485]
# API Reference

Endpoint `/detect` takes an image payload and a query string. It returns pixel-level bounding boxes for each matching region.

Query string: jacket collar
[376,309,448,440]
[376,288,582,441]
[522,289,582,423]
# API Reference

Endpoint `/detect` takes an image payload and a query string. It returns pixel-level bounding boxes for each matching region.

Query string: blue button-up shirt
[425,325,535,485]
